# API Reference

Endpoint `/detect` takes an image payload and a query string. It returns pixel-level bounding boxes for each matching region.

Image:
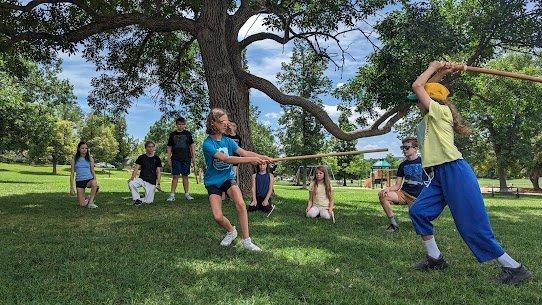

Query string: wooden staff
[463,66,542,83]
[270,148,388,162]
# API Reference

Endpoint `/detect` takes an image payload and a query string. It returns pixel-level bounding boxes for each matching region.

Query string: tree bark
[197,1,254,196]
[529,169,540,190]
[52,156,57,175]
[496,160,507,189]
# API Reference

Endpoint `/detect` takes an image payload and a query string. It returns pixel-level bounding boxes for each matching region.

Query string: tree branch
[6,14,196,44]
[0,0,99,18]
[235,68,410,140]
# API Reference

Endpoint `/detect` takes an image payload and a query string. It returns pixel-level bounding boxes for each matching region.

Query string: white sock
[497,253,521,268]
[423,237,441,259]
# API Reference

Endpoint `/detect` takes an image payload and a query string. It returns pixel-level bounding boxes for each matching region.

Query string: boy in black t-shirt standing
[128,140,163,205]
[166,117,196,202]
[378,137,426,232]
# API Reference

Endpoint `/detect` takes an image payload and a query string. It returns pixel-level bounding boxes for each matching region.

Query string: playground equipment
[362,159,397,189]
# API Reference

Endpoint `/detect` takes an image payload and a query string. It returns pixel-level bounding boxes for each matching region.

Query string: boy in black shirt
[166,117,196,202]
[378,137,426,232]
[128,140,163,205]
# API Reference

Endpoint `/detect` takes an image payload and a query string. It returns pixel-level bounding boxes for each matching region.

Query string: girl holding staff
[409,61,532,285]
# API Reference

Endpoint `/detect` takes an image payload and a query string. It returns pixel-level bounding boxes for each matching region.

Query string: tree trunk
[529,169,540,190]
[497,161,507,189]
[52,154,57,175]
[197,2,253,196]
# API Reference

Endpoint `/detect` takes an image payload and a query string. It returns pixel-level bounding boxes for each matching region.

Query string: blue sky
[59,13,404,159]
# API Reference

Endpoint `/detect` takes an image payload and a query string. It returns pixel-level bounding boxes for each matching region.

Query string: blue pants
[409,159,504,262]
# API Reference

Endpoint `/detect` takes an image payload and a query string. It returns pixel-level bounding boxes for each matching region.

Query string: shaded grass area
[0,163,541,304]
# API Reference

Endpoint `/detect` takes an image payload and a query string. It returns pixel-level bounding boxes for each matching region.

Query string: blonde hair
[439,99,470,136]
[205,108,228,135]
[310,165,333,201]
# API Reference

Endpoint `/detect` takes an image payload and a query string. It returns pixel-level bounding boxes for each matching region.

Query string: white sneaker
[86,203,98,209]
[220,227,238,246]
[166,194,175,202]
[184,193,194,201]
[242,238,262,252]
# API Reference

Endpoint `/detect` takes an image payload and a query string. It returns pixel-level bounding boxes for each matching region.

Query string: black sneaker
[386,224,398,232]
[496,265,532,285]
[414,254,449,271]
[133,199,143,206]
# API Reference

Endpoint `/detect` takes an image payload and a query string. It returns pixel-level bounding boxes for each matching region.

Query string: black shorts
[76,178,94,189]
[206,180,237,196]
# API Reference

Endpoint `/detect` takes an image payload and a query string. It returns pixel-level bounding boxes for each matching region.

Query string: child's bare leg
[210,195,234,232]
[228,186,249,239]
[88,180,98,204]
[77,188,86,206]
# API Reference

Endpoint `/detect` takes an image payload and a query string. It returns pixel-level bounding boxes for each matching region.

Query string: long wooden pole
[464,66,542,83]
[271,148,388,162]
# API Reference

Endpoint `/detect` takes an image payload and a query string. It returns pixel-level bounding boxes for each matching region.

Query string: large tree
[28,119,78,174]
[277,41,328,186]
[461,53,542,189]
[80,114,119,163]
[0,0,411,145]
[333,106,357,186]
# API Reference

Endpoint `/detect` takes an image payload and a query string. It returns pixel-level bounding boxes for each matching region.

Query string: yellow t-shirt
[309,182,331,207]
[416,99,463,167]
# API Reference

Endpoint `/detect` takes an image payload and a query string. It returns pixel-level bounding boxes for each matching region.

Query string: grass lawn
[0,162,541,304]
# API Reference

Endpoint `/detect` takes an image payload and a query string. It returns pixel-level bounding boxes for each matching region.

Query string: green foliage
[145,116,175,162]
[80,114,119,163]
[249,105,278,158]
[0,56,80,169]
[111,116,138,168]
[277,42,330,176]
[337,0,542,128]
[460,53,542,186]
[333,106,358,181]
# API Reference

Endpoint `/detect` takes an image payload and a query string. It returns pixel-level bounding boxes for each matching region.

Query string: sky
[58,10,404,159]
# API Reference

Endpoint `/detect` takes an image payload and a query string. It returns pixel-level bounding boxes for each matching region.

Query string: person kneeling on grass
[128,140,162,206]
[410,61,532,285]
[203,108,273,252]
[306,165,334,220]
[248,163,275,214]
[378,137,427,232]
[70,141,99,209]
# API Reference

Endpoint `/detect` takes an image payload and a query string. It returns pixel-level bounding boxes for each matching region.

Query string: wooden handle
[271,148,388,162]
[464,66,542,83]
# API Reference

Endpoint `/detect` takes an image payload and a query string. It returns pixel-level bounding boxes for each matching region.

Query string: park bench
[487,185,520,198]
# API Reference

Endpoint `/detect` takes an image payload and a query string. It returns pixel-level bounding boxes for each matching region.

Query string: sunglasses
[400,145,415,150]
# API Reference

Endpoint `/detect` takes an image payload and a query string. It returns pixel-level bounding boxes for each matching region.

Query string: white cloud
[247,51,292,88]
[264,111,284,119]
[336,82,345,88]
[322,104,361,125]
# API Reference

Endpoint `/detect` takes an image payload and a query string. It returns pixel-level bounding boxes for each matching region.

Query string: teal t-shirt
[202,135,239,187]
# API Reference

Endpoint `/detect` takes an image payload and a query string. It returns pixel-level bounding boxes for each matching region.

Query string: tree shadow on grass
[17,170,57,176]
[0,180,45,184]
[0,191,540,304]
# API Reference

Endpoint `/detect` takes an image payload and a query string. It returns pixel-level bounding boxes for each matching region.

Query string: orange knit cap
[424,83,450,101]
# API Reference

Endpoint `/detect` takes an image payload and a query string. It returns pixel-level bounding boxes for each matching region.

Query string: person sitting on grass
[409,61,532,285]
[306,165,334,220]
[378,137,426,232]
[202,107,273,251]
[69,141,99,209]
[128,140,163,206]
[248,163,275,214]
